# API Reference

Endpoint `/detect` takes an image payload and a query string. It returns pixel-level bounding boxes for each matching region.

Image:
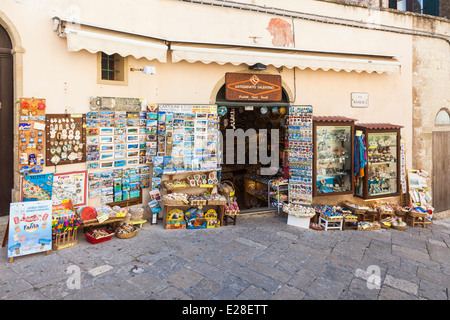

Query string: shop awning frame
[170,43,401,74]
[53,17,401,74]
[54,18,168,63]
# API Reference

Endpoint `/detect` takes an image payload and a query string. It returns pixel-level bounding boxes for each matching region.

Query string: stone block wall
[412,16,450,218]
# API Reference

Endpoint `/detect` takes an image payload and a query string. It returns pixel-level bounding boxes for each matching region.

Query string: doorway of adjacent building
[0,24,14,216]
[432,131,450,213]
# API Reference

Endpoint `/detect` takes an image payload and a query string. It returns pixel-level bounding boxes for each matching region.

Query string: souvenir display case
[354,123,403,199]
[313,116,355,197]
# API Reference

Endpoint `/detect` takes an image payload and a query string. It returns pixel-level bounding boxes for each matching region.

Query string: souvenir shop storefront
[3,8,432,262]
[5,69,434,262]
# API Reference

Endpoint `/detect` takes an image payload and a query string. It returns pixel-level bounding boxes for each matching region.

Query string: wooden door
[0,25,13,216]
[432,131,450,213]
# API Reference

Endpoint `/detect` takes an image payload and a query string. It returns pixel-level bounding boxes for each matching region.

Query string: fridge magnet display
[45,114,86,166]
[18,98,47,175]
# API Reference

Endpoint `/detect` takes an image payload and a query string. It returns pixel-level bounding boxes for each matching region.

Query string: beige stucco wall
[0,0,445,209]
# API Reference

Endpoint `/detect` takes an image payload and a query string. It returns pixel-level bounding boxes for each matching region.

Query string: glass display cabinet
[313,116,355,197]
[354,123,403,199]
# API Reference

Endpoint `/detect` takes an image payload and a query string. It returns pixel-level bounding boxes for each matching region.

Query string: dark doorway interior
[0,24,14,216]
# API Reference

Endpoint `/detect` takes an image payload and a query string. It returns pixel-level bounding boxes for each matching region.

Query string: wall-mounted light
[249,63,267,71]
[130,66,157,75]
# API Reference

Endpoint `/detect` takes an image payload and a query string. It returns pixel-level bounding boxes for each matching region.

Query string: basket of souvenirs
[164,179,188,191]
[218,180,235,197]
[314,205,343,221]
[85,228,114,244]
[310,223,324,231]
[357,221,374,231]
[374,202,395,216]
[205,193,227,205]
[115,223,137,239]
[406,205,428,218]
[341,200,369,215]
[372,221,381,230]
[188,194,207,206]
[379,216,395,229]
[391,220,407,231]
[391,204,409,216]
[225,197,240,216]
[342,212,359,223]
[162,193,189,206]
[282,203,316,218]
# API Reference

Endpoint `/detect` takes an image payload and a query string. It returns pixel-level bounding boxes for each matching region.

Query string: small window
[435,109,450,125]
[97,52,128,85]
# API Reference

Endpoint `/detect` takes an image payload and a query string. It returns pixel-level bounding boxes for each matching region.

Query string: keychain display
[287,105,313,205]
[18,98,46,175]
[45,114,86,166]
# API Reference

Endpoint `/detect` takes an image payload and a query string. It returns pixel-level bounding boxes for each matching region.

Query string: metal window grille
[101,52,121,81]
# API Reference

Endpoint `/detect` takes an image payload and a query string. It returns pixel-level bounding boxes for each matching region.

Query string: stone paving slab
[0,213,449,300]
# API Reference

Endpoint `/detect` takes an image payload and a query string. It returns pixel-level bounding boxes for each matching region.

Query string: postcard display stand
[18,98,47,175]
[155,105,224,230]
[286,106,314,228]
[84,108,156,205]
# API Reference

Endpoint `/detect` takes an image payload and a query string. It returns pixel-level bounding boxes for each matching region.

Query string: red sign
[225,73,282,102]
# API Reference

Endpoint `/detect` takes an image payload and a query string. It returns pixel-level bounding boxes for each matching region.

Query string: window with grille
[98,52,127,85]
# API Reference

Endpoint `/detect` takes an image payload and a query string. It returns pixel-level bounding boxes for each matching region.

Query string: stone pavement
[0,213,449,300]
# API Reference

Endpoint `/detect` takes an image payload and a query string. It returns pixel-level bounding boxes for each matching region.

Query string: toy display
[205,209,220,228]
[18,98,47,175]
[166,208,186,229]
[45,114,86,166]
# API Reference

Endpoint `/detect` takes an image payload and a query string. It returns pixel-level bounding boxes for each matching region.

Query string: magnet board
[45,114,86,166]
[18,98,47,175]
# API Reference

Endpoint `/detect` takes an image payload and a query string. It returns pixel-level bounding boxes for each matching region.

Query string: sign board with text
[225,73,282,102]
[7,200,53,259]
[351,92,369,108]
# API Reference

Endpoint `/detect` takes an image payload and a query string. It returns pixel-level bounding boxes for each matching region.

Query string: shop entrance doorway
[432,131,450,213]
[0,25,13,216]
[216,85,290,213]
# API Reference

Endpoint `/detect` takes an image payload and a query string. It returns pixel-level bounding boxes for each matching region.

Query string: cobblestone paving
[0,213,449,300]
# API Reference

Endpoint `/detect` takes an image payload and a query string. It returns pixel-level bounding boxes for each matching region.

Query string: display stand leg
[9,257,13,263]
[2,220,9,248]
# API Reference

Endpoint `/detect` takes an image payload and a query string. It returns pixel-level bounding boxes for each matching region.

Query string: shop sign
[225,73,282,102]
[351,92,369,108]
